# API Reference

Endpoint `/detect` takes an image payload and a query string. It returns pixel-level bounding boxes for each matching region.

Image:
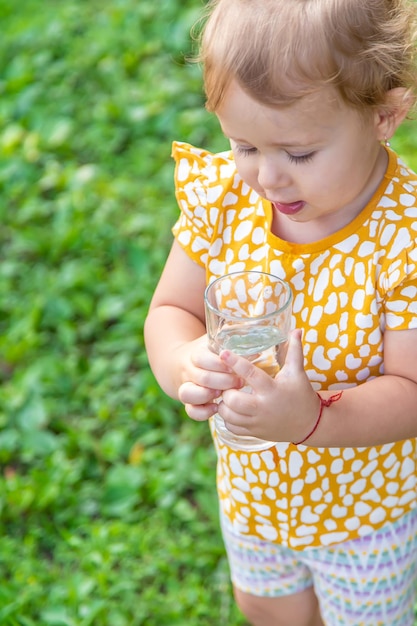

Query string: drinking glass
[204,271,292,451]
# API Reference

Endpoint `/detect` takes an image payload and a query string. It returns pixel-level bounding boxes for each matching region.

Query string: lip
[272,200,306,216]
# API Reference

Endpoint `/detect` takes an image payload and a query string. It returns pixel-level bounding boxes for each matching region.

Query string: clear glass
[204,271,292,451]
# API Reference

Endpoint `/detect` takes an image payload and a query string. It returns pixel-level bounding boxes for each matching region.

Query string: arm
[144,240,241,418]
[217,327,417,447]
[311,326,417,446]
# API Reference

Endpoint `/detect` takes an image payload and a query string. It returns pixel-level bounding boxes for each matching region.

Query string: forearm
[144,304,206,399]
[307,375,417,447]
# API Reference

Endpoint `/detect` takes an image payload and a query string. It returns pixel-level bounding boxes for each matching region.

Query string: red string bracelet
[292,391,344,446]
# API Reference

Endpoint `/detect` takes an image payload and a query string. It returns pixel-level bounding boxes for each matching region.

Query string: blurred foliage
[0,0,240,624]
[0,0,416,623]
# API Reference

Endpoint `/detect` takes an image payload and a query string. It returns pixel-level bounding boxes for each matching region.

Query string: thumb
[280,329,305,376]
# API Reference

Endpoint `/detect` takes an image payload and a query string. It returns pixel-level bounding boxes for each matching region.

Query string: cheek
[234,157,259,189]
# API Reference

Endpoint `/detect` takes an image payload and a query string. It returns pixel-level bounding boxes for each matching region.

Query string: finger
[280,329,305,376]
[193,369,243,392]
[219,350,272,392]
[219,388,258,419]
[184,402,218,422]
[179,381,221,405]
[193,346,237,374]
[222,419,254,437]
[219,385,258,415]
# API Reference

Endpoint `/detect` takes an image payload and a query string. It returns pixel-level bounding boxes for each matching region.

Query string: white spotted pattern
[172,142,417,549]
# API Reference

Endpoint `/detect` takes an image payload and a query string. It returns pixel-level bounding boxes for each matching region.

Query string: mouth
[272,200,305,216]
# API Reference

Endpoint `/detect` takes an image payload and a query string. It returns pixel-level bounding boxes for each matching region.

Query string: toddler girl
[145,0,417,624]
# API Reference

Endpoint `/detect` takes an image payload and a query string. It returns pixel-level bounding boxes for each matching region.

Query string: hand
[176,335,243,422]
[216,329,320,443]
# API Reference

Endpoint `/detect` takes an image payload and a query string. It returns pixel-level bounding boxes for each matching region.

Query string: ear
[374,87,414,142]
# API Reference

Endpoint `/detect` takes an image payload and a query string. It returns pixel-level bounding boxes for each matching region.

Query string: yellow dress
[172,141,417,549]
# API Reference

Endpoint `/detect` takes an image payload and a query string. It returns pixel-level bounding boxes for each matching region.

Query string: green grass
[0,1,416,624]
[0,1,242,623]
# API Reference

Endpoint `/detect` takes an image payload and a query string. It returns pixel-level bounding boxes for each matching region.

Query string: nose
[257,155,290,194]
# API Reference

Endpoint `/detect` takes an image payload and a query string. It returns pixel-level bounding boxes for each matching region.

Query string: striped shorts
[221,509,417,626]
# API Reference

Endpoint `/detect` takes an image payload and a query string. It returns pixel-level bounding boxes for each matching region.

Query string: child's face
[217,81,387,239]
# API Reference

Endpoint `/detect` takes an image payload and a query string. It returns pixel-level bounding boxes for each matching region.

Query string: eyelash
[235,146,257,157]
[235,146,315,164]
[287,152,315,164]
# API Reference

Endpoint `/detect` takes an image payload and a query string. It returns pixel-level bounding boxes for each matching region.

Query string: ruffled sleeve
[377,214,417,330]
[171,141,237,267]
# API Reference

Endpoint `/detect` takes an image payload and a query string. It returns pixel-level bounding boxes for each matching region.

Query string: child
[144,0,417,624]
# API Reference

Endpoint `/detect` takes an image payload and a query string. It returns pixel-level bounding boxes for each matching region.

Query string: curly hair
[198,0,417,112]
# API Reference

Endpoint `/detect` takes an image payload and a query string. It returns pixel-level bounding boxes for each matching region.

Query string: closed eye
[287,152,315,164]
[234,144,316,162]
[234,145,257,157]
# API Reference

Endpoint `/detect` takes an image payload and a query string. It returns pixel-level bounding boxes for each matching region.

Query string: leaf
[15,391,48,431]
[101,465,144,517]
[128,442,144,465]
[0,429,19,455]
[126,243,150,274]
[40,608,76,626]
[21,430,59,458]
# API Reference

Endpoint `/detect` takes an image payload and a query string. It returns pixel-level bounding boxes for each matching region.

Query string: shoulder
[172,141,243,210]
[171,142,267,269]
[375,151,417,291]
[383,151,417,214]
[172,141,236,178]
[374,151,417,244]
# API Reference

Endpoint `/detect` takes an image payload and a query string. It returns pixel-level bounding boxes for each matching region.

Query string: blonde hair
[198,0,417,112]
